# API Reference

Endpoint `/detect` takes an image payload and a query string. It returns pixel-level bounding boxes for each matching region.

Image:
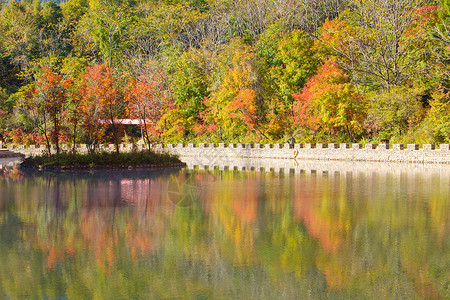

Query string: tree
[228,88,260,133]
[366,87,426,140]
[441,0,450,14]
[16,66,71,154]
[36,2,73,60]
[293,59,366,142]
[78,80,103,153]
[318,0,432,89]
[424,88,450,142]
[35,66,71,154]
[269,0,348,37]
[167,47,211,139]
[18,84,52,153]
[89,0,137,68]
[201,39,266,141]
[83,64,124,153]
[125,73,174,148]
[0,1,39,82]
[432,3,450,85]
[269,30,319,106]
[65,77,83,153]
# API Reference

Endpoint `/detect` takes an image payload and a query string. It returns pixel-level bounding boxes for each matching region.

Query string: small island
[20,151,185,171]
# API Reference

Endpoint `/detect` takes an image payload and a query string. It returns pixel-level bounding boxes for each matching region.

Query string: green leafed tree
[89,0,137,68]
[440,0,450,14]
[424,89,450,142]
[165,47,211,139]
[269,30,320,106]
[366,87,426,140]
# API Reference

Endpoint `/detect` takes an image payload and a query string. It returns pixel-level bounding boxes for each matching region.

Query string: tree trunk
[72,121,78,154]
[110,114,120,153]
[43,112,51,156]
[346,125,354,143]
[140,108,152,151]
[54,117,60,154]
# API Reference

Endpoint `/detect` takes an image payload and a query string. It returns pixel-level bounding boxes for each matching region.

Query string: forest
[1,0,450,150]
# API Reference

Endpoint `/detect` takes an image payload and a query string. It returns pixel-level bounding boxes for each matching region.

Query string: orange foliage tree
[82,64,124,153]
[34,66,72,154]
[229,89,260,132]
[293,60,366,142]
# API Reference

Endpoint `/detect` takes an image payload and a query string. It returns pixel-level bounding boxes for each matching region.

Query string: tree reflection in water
[0,167,448,299]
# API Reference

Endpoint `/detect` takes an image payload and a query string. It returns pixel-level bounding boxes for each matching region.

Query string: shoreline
[19,162,187,172]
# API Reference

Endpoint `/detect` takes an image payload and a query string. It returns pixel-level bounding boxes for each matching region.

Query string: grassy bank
[20,151,184,170]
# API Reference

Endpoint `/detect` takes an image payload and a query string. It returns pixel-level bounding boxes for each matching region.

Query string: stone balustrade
[2,143,450,164]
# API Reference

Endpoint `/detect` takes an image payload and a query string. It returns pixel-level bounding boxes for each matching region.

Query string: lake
[0,161,449,299]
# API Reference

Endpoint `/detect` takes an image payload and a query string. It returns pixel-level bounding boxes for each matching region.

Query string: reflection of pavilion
[120,179,151,206]
[120,178,168,211]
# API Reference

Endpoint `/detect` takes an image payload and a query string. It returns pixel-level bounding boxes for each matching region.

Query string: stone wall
[3,143,450,164]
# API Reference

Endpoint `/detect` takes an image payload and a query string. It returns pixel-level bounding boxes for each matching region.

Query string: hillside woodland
[1,0,450,151]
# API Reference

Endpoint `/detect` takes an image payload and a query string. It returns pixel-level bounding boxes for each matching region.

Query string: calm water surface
[0,164,449,299]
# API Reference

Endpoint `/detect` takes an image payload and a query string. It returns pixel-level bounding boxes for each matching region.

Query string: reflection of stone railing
[3,143,450,164]
[181,157,450,175]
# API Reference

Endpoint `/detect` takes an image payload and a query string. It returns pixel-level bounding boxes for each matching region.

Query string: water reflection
[0,166,448,299]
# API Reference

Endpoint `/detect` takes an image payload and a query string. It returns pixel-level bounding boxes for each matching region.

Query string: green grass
[21,151,183,169]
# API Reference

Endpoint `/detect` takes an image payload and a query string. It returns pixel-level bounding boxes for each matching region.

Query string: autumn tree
[77,82,103,153]
[36,66,73,154]
[125,73,174,148]
[227,88,260,134]
[17,66,72,154]
[64,77,83,153]
[83,64,124,153]
[0,1,39,83]
[293,60,366,142]
[17,84,52,153]
[318,0,432,89]
[432,3,450,85]
[201,39,266,141]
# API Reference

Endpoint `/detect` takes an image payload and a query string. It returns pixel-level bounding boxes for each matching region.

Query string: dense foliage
[1,0,449,148]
